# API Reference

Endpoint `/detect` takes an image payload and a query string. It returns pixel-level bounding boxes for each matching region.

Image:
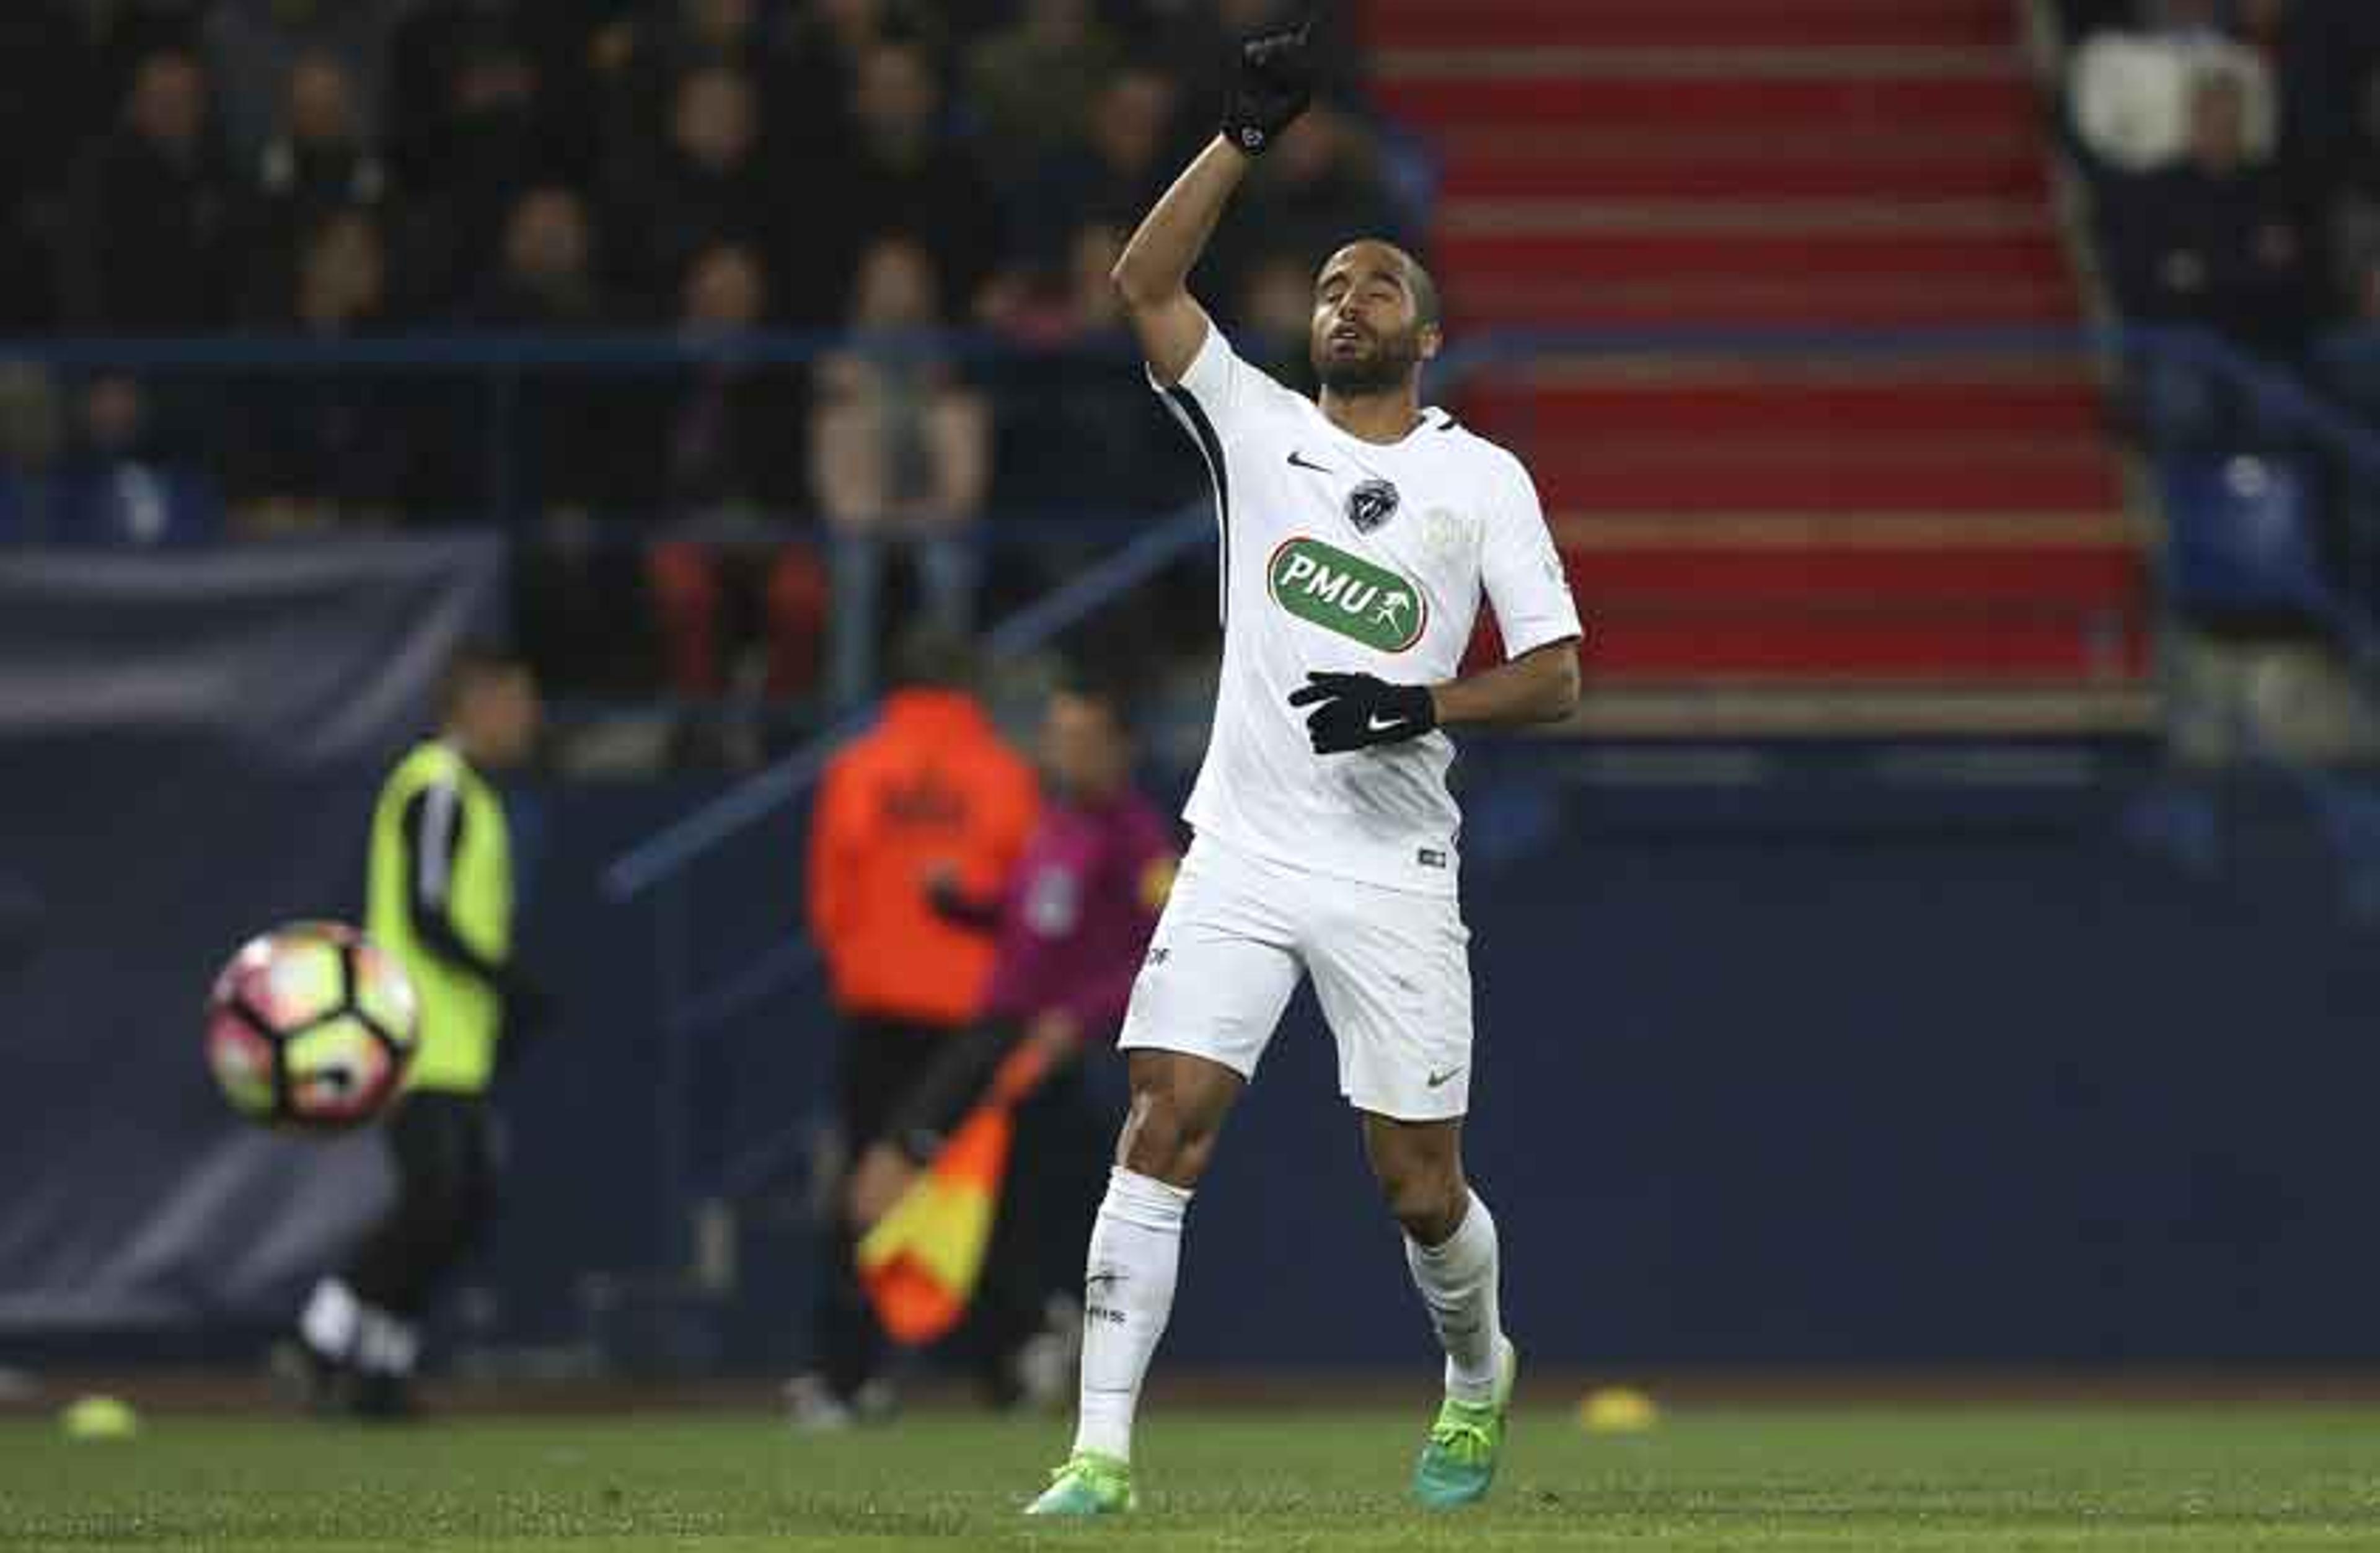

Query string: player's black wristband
[1287,671,1437,754]
[1220,16,1315,156]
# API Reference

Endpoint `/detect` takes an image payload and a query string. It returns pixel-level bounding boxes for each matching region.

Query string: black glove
[1220,13,1315,156]
[1288,670,1437,754]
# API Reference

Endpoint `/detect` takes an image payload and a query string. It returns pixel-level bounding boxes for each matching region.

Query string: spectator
[800,40,1005,325]
[599,0,793,157]
[388,2,568,306]
[477,187,656,702]
[777,0,940,162]
[2109,68,2311,348]
[1013,66,1177,269]
[469,186,646,515]
[811,237,992,707]
[203,0,400,168]
[474,187,606,334]
[50,375,221,547]
[2104,68,2313,447]
[62,50,232,334]
[89,1,211,110]
[238,54,390,317]
[607,64,785,316]
[2070,2,2276,172]
[646,244,830,727]
[967,0,1122,182]
[663,244,805,514]
[229,211,408,533]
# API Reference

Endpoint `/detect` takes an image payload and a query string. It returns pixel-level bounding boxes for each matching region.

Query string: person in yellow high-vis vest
[288,645,544,1418]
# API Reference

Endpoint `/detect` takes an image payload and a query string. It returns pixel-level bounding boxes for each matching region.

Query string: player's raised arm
[1111,15,1315,384]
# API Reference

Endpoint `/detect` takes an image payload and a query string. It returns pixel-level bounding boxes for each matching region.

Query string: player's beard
[1314,324,1423,397]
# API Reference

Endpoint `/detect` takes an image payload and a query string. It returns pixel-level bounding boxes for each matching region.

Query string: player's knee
[1117,1081,1219,1188]
[1377,1160,1465,1244]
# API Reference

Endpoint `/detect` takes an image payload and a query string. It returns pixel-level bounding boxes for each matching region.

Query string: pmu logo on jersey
[1267,536,1428,653]
[1347,478,1401,534]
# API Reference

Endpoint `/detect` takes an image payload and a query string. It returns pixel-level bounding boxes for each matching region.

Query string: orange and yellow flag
[855,1038,1054,1345]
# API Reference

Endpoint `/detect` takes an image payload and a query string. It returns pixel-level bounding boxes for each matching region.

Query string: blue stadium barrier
[11,322,2379,1294]
[565,321,2380,1282]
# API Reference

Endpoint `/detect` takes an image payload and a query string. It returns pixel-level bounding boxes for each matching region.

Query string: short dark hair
[1404,250,1443,330]
[1318,239,1443,330]
[438,641,526,719]
[1051,662,1137,737]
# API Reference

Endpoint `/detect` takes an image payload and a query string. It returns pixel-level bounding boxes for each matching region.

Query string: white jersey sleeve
[1148,313,1288,440]
[1478,454,1583,659]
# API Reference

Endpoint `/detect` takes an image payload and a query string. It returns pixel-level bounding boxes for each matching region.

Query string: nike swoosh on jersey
[1426,1066,1465,1088]
[1287,451,1334,473]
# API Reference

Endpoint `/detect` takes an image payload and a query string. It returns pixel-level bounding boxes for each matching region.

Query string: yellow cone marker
[1578,1386,1659,1434]
[61,1395,141,1441]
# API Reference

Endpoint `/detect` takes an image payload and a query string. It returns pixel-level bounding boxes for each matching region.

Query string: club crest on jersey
[1267,536,1428,653]
[1346,478,1401,535]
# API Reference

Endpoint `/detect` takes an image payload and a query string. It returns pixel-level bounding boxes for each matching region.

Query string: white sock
[300,1278,360,1363]
[353,1304,420,1378]
[1071,1166,1191,1464]
[1404,1189,1505,1404]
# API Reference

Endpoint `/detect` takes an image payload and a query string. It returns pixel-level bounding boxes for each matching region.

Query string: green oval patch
[1266,537,1429,653]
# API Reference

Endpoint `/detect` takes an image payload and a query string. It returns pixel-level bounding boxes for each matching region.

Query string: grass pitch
[4,1404,2378,1551]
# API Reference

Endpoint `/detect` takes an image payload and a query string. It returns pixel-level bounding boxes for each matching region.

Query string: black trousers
[811,1017,1103,1401]
[343,1091,498,1320]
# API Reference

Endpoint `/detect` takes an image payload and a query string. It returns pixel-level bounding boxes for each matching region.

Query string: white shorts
[1117,833,1475,1121]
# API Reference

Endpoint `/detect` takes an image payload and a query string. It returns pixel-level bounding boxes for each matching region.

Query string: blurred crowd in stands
[2064,1,2380,424]
[0,0,1416,725]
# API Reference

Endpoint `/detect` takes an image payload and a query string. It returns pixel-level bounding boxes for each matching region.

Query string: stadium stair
[1362,0,2156,737]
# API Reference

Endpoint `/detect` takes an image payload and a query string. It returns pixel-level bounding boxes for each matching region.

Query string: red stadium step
[1463,365,2110,441]
[1439,227,2068,290]
[1364,0,2016,50]
[1441,133,2048,203]
[1374,71,2037,136]
[1582,612,2152,679]
[1527,441,2125,515]
[1571,545,2144,608]
[1448,273,2080,328]
[1365,0,2144,705]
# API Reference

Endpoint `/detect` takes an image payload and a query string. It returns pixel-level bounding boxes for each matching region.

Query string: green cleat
[1025,1451,1136,1516]
[1413,1336,1518,1510]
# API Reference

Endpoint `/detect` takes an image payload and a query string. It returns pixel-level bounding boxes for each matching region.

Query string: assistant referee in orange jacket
[795,628,1038,1423]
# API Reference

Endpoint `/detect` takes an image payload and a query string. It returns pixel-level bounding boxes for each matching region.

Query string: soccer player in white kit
[1026,16,1583,1518]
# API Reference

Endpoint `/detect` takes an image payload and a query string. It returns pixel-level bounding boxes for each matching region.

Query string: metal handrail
[601,500,1210,902]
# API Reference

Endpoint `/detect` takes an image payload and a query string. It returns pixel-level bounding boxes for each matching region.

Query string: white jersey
[1152,321,1582,896]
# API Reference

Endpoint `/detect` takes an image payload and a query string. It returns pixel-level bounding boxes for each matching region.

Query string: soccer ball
[205,921,418,1130]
